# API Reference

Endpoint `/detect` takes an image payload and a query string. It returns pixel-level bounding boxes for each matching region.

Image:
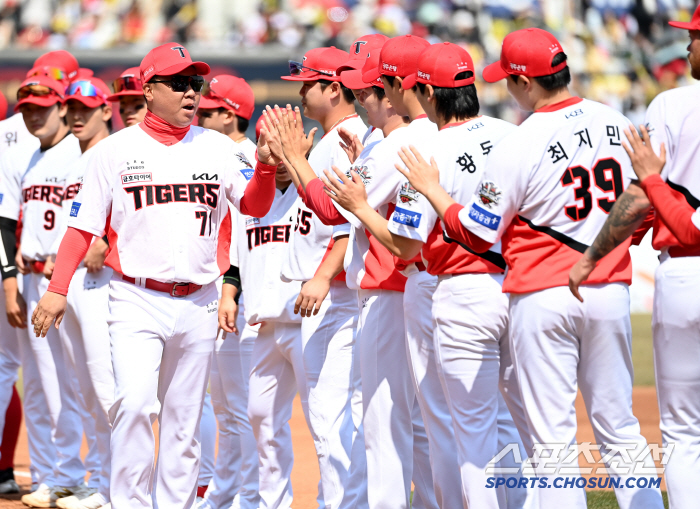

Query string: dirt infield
[0,387,661,508]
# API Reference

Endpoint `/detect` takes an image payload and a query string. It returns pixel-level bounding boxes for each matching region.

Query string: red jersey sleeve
[47,228,94,295]
[443,203,494,253]
[305,179,348,226]
[641,175,700,247]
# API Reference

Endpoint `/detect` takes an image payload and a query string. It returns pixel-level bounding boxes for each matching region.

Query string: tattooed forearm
[586,183,651,262]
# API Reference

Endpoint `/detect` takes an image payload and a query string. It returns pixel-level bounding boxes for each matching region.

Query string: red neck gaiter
[139,110,190,146]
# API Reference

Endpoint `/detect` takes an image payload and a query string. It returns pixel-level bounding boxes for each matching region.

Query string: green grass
[631,313,655,386]
[587,491,668,508]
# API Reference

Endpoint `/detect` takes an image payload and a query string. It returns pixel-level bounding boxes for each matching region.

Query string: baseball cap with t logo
[139,42,210,83]
[282,47,348,82]
[482,28,565,83]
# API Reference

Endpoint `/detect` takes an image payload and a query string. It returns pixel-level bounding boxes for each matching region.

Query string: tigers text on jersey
[280,114,367,282]
[459,97,636,294]
[68,125,250,285]
[644,84,700,254]
[339,117,438,290]
[388,116,514,276]
[0,114,38,158]
[0,134,80,261]
[237,185,301,324]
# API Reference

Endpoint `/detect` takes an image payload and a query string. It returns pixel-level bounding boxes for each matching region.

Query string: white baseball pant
[509,283,663,509]
[301,280,367,509]
[248,320,315,509]
[652,254,700,509]
[433,272,535,509]
[404,270,461,509]
[409,399,438,509]
[357,288,415,509]
[199,393,216,489]
[24,271,86,487]
[58,266,114,503]
[107,277,218,509]
[205,298,260,509]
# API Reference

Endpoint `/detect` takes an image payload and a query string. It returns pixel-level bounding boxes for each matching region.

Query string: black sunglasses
[150,75,205,93]
[288,60,335,77]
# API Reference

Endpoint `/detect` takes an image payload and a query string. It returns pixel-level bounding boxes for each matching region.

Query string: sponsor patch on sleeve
[70,202,81,217]
[240,168,254,181]
[468,203,500,230]
[392,206,421,228]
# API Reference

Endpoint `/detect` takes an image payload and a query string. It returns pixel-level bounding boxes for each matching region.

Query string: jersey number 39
[560,158,623,221]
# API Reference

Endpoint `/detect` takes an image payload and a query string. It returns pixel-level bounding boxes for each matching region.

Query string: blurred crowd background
[0,0,698,124]
[1,0,696,311]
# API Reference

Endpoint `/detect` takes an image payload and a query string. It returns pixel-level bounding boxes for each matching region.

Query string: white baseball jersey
[280,114,367,282]
[644,84,700,252]
[0,134,80,261]
[388,116,514,275]
[458,97,636,294]
[68,124,251,285]
[339,117,438,290]
[0,113,38,158]
[234,137,258,182]
[237,185,301,324]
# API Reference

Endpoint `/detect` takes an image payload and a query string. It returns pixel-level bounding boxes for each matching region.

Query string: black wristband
[223,265,241,304]
[102,234,109,247]
[0,217,18,280]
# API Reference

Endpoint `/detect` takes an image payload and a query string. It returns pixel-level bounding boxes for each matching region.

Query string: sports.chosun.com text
[485,476,662,489]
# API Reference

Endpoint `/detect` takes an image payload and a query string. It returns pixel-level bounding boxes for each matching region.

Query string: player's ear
[143,82,154,102]
[425,84,436,103]
[222,109,235,126]
[102,104,113,122]
[328,81,342,100]
[395,76,404,94]
[58,102,67,118]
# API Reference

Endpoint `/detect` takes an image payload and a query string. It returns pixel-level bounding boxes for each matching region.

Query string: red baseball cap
[107,67,143,102]
[669,4,700,30]
[343,47,385,90]
[403,42,475,90]
[483,28,566,83]
[199,75,255,120]
[32,50,79,82]
[363,35,430,83]
[14,75,65,112]
[281,47,348,82]
[0,91,7,121]
[140,42,210,83]
[64,77,111,108]
[337,34,390,74]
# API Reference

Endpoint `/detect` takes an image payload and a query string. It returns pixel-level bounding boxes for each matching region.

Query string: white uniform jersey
[234,137,258,182]
[388,116,514,275]
[0,113,38,158]
[280,114,367,282]
[339,117,438,290]
[458,98,636,294]
[68,125,250,285]
[0,134,80,260]
[237,185,301,324]
[644,84,700,251]
[361,126,384,146]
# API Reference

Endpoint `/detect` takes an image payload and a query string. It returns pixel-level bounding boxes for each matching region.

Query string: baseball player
[569,9,700,508]
[106,67,147,127]
[31,42,280,509]
[40,77,115,509]
[274,46,372,509]
[0,74,88,507]
[406,28,661,508]
[195,77,260,509]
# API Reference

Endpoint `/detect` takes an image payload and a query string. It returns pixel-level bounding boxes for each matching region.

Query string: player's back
[0,113,38,158]
[468,97,637,293]
[644,84,700,253]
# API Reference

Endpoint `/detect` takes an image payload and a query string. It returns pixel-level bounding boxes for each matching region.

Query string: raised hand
[256,109,283,166]
[320,165,369,214]
[338,127,364,163]
[622,125,666,182]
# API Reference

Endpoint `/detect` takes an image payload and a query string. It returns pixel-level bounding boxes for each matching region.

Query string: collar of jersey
[440,115,483,131]
[139,110,190,146]
[535,96,583,113]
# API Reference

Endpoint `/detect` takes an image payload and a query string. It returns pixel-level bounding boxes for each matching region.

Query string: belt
[668,246,700,258]
[415,261,427,272]
[29,260,45,274]
[122,275,202,297]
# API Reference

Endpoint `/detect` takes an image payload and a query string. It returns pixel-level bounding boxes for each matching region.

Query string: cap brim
[156,61,211,79]
[198,95,227,109]
[668,20,700,30]
[65,96,104,108]
[106,90,144,102]
[482,62,509,83]
[362,67,381,84]
[341,70,371,90]
[336,60,363,74]
[14,96,61,112]
[402,73,417,90]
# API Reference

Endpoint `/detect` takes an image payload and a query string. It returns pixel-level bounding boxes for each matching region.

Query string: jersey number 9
[43,210,55,230]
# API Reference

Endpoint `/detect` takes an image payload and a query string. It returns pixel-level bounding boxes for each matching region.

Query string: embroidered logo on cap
[353,41,367,54]
[171,46,187,58]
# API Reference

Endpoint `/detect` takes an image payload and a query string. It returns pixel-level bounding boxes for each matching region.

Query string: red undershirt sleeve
[305,179,348,226]
[239,160,277,217]
[443,203,494,253]
[297,184,307,205]
[47,228,94,296]
[641,175,700,247]
[631,208,655,246]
